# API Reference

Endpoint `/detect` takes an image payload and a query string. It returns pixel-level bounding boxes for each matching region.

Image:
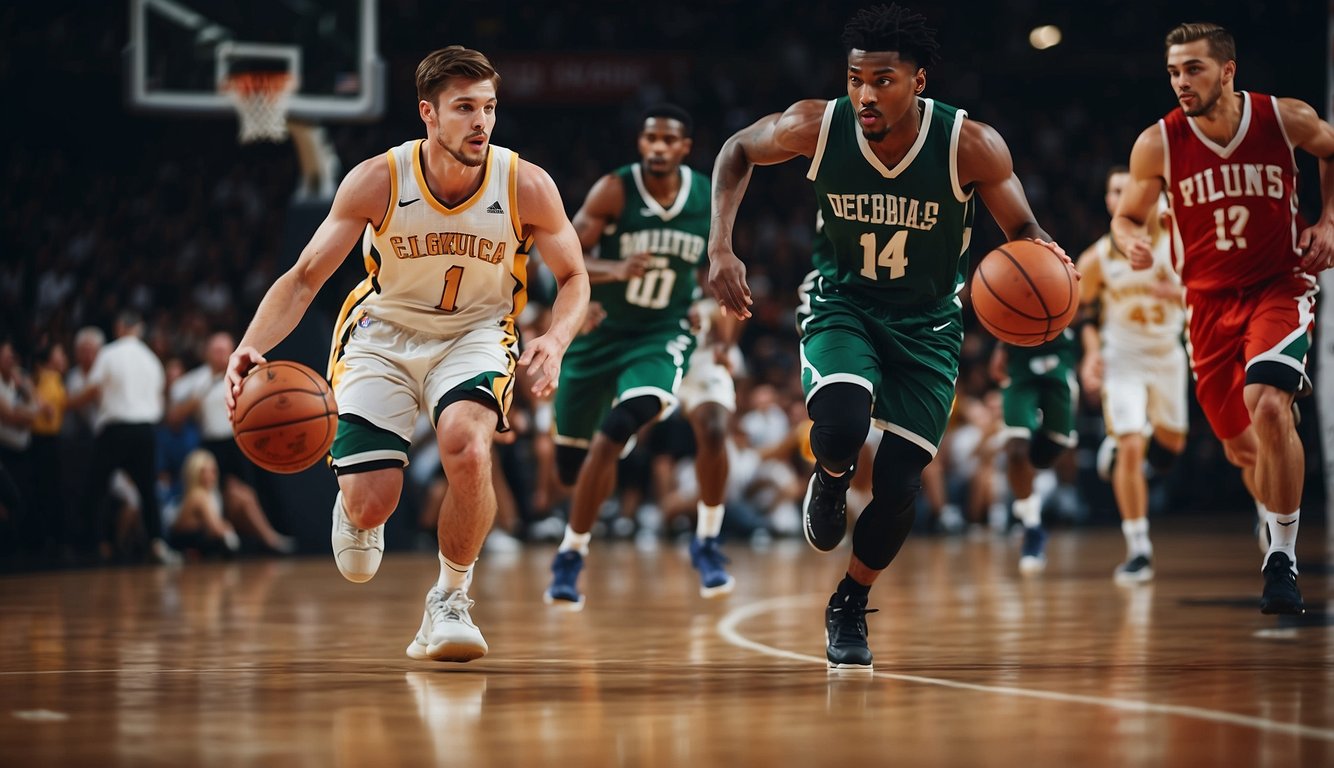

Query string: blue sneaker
[1019,525,1047,574]
[544,550,585,611]
[689,536,736,598]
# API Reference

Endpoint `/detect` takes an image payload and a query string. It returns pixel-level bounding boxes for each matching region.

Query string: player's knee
[555,445,588,487]
[1247,389,1294,433]
[1004,437,1031,467]
[441,435,489,478]
[1146,436,1179,472]
[807,384,873,473]
[851,435,932,570]
[870,433,931,504]
[1028,433,1067,469]
[599,395,662,445]
[691,404,729,450]
[340,485,398,529]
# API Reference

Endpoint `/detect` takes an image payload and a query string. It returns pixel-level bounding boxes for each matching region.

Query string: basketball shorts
[1101,343,1188,437]
[328,313,517,470]
[677,346,738,414]
[1185,272,1318,440]
[1000,355,1078,447]
[797,283,962,457]
[553,325,695,447]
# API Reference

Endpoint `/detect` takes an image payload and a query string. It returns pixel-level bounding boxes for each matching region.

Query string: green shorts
[1001,356,1079,443]
[798,284,962,456]
[553,324,695,446]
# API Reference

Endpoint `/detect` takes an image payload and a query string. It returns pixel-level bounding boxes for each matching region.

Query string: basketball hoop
[221,72,297,143]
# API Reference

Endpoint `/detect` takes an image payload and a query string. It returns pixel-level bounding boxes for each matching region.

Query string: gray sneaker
[406,586,489,662]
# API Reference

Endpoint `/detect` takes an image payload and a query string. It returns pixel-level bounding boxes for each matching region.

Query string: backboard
[125,0,384,122]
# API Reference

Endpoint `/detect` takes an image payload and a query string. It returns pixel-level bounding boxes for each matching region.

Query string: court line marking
[717,594,1334,742]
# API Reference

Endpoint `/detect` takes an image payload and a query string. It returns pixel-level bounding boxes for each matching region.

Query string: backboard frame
[125,0,384,122]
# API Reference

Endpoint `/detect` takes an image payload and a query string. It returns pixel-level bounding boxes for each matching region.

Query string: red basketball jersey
[1161,91,1302,292]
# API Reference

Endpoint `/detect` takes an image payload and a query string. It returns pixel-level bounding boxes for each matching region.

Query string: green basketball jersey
[1004,327,1080,377]
[808,97,976,306]
[591,163,710,333]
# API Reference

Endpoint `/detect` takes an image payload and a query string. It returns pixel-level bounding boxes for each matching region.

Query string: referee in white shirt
[69,311,170,563]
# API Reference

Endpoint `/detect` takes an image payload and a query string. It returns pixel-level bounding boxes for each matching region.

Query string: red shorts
[1185,271,1317,440]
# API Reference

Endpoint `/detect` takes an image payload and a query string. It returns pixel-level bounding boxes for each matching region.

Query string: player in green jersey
[989,332,1080,574]
[545,105,732,609]
[708,4,1074,670]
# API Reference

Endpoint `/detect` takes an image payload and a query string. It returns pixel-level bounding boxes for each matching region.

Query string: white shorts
[1101,344,1188,436]
[331,315,516,466]
[676,348,737,413]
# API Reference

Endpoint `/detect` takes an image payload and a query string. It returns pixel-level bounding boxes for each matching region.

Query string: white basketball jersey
[1096,233,1184,354]
[339,140,529,342]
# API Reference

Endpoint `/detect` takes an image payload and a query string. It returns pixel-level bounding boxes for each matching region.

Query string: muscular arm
[1074,245,1105,399]
[1111,126,1166,270]
[226,155,389,407]
[1277,98,1334,269]
[707,99,826,317]
[516,160,591,397]
[957,121,1051,243]
[572,174,650,284]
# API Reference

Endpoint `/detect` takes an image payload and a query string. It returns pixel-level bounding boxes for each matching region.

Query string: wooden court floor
[1,520,1330,767]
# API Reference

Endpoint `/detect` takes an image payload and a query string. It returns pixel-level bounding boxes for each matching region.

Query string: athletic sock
[1263,506,1299,572]
[1013,495,1042,529]
[835,573,871,601]
[1121,518,1152,558]
[559,525,591,556]
[437,552,474,592]
[696,501,724,539]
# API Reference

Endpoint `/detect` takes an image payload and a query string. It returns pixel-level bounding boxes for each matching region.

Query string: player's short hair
[841,3,941,69]
[416,46,500,106]
[640,104,693,137]
[1165,23,1236,64]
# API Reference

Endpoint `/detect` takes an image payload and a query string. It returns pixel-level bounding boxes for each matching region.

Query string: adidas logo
[486,200,504,214]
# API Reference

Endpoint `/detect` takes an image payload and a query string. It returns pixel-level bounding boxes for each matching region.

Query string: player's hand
[618,252,653,281]
[579,301,607,335]
[707,247,752,319]
[1124,235,1154,271]
[224,347,266,416]
[1031,238,1081,281]
[519,334,565,399]
[1297,221,1334,272]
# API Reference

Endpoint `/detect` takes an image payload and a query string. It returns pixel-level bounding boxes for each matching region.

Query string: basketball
[231,360,338,474]
[971,240,1078,346]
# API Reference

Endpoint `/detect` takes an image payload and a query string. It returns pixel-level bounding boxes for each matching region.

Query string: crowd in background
[0,1,1327,568]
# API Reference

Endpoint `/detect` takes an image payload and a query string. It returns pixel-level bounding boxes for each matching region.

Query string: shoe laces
[338,513,381,548]
[829,600,877,642]
[553,550,582,576]
[694,538,730,569]
[428,588,476,626]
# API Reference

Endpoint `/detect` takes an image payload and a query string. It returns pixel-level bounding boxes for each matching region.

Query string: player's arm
[1073,246,1105,399]
[516,160,591,399]
[708,99,826,319]
[1111,126,1166,271]
[1277,98,1334,271]
[572,174,650,284]
[225,156,389,410]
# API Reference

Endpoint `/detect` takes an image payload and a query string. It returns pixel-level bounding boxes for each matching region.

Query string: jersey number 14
[859,230,909,280]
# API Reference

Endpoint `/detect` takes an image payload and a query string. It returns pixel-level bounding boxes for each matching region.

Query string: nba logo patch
[357,314,373,328]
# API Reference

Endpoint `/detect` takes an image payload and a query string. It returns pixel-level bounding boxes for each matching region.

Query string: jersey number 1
[438,265,464,312]
[859,231,909,280]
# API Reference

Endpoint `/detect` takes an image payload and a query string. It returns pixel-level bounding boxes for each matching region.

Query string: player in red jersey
[1112,22,1334,615]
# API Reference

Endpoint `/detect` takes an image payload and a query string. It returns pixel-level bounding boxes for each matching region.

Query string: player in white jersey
[225,47,590,663]
[1076,167,1186,583]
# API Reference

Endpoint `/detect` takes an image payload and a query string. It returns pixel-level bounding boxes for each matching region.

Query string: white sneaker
[149,538,183,566]
[406,587,489,662]
[331,496,383,583]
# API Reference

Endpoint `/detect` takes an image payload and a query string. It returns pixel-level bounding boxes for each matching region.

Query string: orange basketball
[231,360,338,474]
[971,240,1078,347]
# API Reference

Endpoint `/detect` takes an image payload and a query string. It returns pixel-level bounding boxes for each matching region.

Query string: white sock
[559,525,591,556]
[696,502,725,539]
[1121,518,1152,558]
[1263,506,1299,572]
[1013,495,1041,529]
[437,552,474,592]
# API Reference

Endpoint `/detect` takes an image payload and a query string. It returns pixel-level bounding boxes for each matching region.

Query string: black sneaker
[1113,554,1154,584]
[1259,552,1304,615]
[803,468,850,552]
[825,592,877,670]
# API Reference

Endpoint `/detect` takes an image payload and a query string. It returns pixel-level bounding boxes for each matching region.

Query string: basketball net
[222,72,297,143]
